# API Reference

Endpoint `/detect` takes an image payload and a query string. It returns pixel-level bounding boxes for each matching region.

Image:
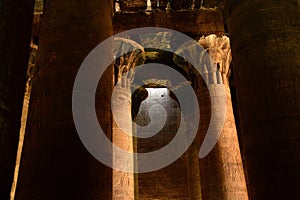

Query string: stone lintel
[113,10,225,37]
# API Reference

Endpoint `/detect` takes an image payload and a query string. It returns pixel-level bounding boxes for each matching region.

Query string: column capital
[114,37,145,86]
[198,34,232,84]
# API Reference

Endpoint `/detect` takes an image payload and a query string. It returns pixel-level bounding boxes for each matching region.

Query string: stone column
[15,0,113,199]
[226,1,300,198]
[185,114,202,200]
[112,77,135,200]
[173,46,203,200]
[198,35,248,199]
[112,38,145,200]
[0,0,35,198]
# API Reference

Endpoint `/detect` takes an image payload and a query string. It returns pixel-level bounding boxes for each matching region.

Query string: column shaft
[187,142,202,200]
[16,0,113,199]
[199,86,248,199]
[112,78,135,200]
[227,1,300,198]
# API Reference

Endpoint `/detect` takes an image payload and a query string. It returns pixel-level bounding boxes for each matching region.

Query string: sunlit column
[112,38,145,200]
[198,34,248,200]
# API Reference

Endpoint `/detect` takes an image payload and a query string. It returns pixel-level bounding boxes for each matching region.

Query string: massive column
[226,1,300,198]
[198,35,248,199]
[15,0,114,199]
[0,0,35,198]
[112,38,145,200]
